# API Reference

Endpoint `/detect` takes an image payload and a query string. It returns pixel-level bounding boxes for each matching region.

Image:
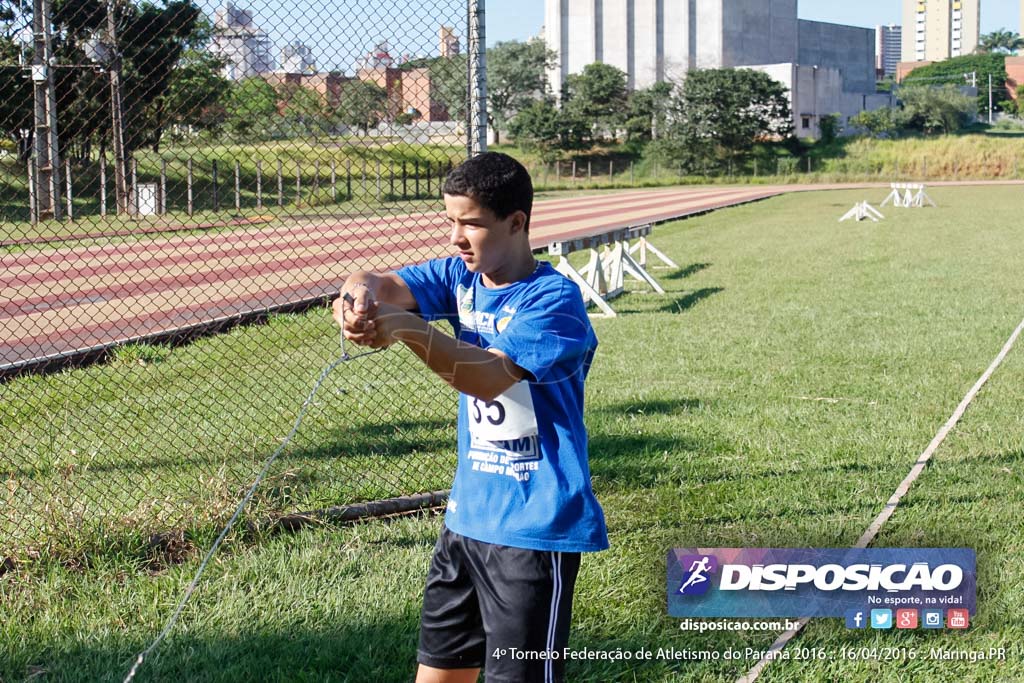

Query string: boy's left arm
[373,303,525,402]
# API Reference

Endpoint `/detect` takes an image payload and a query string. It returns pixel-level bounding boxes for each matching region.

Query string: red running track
[7,181,1008,370]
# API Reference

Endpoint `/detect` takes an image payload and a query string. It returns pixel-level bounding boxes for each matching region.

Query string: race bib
[466,380,538,442]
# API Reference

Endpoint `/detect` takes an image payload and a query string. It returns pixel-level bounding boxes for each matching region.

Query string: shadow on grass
[591,397,704,416]
[664,262,712,281]
[658,288,725,314]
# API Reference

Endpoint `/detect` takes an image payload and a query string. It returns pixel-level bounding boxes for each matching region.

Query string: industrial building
[544,0,892,139]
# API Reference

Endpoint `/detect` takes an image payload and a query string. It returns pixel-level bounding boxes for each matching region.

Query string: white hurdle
[839,201,884,223]
[543,224,669,318]
[880,182,936,208]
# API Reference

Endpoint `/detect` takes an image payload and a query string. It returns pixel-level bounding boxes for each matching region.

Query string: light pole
[31,0,63,220]
[106,0,129,214]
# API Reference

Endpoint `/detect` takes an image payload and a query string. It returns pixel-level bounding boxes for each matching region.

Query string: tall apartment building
[901,0,980,63]
[876,25,902,77]
[211,3,274,79]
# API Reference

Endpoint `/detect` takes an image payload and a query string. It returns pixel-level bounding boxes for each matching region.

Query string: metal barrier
[1,0,484,560]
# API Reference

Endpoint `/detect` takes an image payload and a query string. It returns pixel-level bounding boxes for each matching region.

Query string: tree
[225,77,279,140]
[848,107,910,138]
[485,38,555,144]
[625,81,674,143]
[276,82,327,138]
[898,85,976,134]
[0,38,41,160]
[817,113,842,145]
[331,79,387,135]
[164,49,230,138]
[429,53,468,122]
[903,55,1010,113]
[653,68,792,170]
[977,30,1024,55]
[563,62,628,142]
[508,98,587,161]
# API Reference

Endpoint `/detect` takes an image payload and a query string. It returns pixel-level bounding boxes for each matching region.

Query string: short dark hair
[443,152,534,231]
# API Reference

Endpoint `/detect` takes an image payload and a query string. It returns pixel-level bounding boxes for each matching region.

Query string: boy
[333,152,607,683]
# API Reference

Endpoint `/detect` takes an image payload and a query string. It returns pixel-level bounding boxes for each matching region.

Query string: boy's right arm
[333,271,417,347]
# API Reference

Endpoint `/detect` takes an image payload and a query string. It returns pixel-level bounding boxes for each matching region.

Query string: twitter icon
[871,609,893,629]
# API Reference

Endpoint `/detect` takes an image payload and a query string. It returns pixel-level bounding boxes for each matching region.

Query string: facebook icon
[845,609,867,629]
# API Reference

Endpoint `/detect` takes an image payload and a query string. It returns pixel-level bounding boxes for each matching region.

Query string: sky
[208,0,1022,76]
[486,0,1021,44]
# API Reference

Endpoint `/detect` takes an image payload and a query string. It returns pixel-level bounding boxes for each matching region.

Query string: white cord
[123,300,383,682]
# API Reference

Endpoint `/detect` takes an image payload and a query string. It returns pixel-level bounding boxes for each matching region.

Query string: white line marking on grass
[738,314,1024,683]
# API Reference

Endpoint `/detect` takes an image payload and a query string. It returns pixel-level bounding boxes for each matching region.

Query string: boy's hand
[333,284,379,347]
[369,302,418,348]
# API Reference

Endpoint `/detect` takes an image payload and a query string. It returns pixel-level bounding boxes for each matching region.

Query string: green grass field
[2,185,1023,681]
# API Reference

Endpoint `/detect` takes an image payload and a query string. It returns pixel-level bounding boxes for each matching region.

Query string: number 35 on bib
[467,380,538,442]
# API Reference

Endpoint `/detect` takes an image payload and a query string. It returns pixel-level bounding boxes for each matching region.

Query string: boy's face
[443,193,527,276]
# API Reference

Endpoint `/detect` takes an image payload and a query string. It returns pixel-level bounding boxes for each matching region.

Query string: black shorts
[417,527,582,683]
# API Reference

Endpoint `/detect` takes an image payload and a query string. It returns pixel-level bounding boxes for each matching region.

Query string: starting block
[542,224,671,318]
[880,182,936,208]
[839,201,884,223]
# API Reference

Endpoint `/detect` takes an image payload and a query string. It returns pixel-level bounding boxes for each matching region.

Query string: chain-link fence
[1,0,485,562]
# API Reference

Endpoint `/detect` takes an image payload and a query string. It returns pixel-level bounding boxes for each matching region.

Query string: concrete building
[901,0,979,63]
[876,25,902,77]
[279,41,316,75]
[440,26,461,57]
[211,3,274,79]
[545,0,884,139]
[753,63,895,137]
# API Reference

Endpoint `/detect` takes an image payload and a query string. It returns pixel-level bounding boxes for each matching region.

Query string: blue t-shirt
[396,257,609,552]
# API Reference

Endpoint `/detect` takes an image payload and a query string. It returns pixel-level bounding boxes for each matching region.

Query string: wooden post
[587,160,592,182]
[807,157,812,173]
[571,160,576,181]
[361,158,367,196]
[131,158,138,215]
[313,160,321,200]
[234,160,241,211]
[331,160,337,202]
[212,159,219,211]
[296,162,302,207]
[556,161,561,184]
[160,158,167,214]
[426,161,431,197]
[187,159,193,215]
[629,161,634,185]
[415,160,420,197]
[390,163,395,198]
[346,159,352,200]
[402,161,407,199]
[65,158,73,220]
[609,161,613,183]
[277,159,283,207]
[100,156,107,217]
[28,159,37,225]
[256,160,263,209]
[376,159,381,200]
